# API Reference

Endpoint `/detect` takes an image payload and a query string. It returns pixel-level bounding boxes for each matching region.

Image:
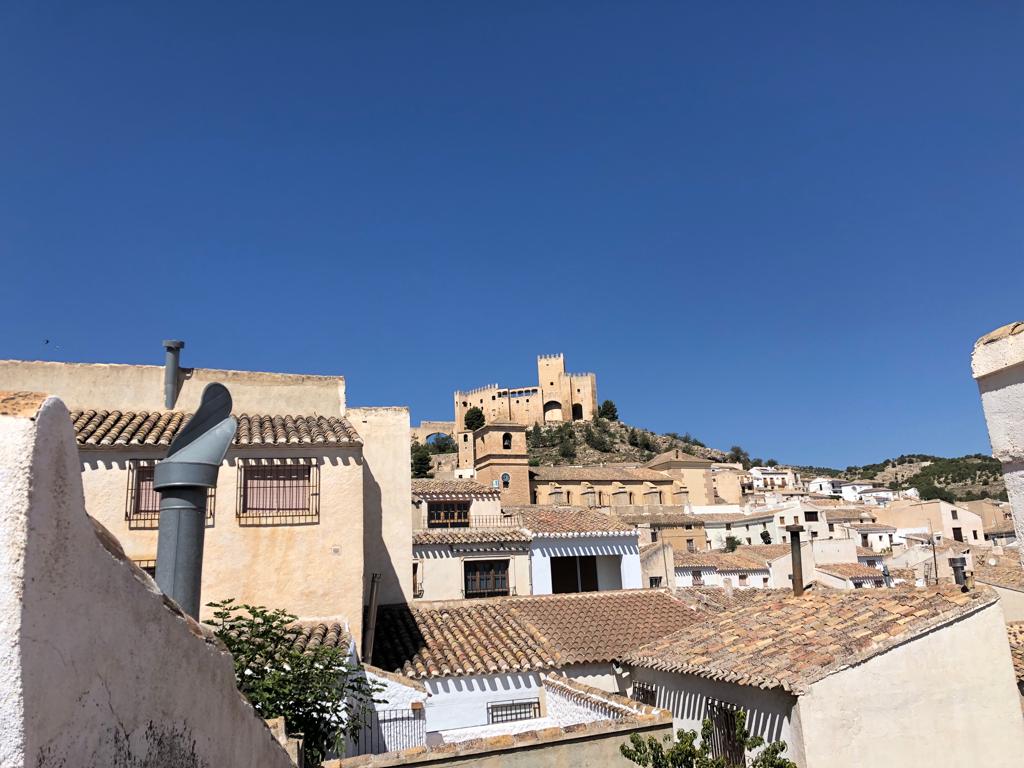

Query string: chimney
[162,340,185,409]
[786,525,805,596]
[949,556,968,591]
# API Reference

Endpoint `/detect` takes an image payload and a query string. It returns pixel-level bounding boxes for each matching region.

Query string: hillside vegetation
[526,418,726,467]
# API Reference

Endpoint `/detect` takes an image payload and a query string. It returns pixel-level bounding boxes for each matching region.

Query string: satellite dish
[988,557,998,567]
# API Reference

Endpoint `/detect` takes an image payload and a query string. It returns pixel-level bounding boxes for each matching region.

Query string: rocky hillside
[526,419,727,467]
[794,454,1007,503]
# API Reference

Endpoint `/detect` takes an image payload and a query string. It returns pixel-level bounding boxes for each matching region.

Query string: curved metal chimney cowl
[154,383,237,618]
[163,339,185,409]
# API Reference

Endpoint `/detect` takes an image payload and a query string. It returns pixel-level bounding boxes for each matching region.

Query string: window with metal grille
[649,576,662,588]
[486,698,540,724]
[237,458,319,525]
[427,501,470,528]
[631,681,657,706]
[705,701,745,766]
[126,459,215,529]
[464,559,510,598]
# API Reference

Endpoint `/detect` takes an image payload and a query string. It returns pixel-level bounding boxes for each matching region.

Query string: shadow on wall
[362,461,403,645]
[651,677,792,745]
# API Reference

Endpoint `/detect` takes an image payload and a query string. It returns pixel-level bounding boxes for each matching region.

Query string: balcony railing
[420,513,524,530]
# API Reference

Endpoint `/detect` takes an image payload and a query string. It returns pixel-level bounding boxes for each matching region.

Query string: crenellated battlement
[455,384,500,397]
[537,353,564,361]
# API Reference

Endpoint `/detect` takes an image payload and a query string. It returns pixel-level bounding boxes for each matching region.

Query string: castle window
[502,432,512,449]
[501,472,511,489]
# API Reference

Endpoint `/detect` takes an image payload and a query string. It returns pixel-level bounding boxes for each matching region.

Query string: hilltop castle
[454,353,598,428]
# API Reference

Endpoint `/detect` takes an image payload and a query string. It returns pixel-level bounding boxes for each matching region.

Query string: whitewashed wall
[530,536,642,594]
[423,672,543,732]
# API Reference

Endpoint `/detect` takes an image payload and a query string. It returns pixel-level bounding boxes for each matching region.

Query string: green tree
[584,425,612,452]
[464,406,485,431]
[724,535,743,552]
[559,437,577,460]
[598,400,619,420]
[206,600,382,766]
[621,711,796,768]
[726,445,751,469]
[528,424,543,448]
[765,459,779,467]
[411,441,433,478]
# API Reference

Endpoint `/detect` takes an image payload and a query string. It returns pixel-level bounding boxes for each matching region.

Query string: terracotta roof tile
[974,553,1024,591]
[673,551,769,571]
[411,479,500,498]
[413,528,532,546]
[845,522,896,532]
[816,563,886,581]
[626,586,996,693]
[292,621,351,653]
[372,590,700,679]
[70,409,361,448]
[1006,622,1024,685]
[530,466,672,482]
[505,506,635,537]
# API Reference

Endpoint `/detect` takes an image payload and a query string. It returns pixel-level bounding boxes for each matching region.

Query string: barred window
[134,559,157,578]
[237,458,319,525]
[126,459,214,529]
[487,698,540,724]
[705,701,745,765]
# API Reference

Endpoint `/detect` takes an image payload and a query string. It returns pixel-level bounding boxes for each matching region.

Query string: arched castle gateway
[453,353,597,429]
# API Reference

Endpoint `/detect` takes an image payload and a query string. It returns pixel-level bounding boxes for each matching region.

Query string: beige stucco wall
[797,602,1024,768]
[349,407,413,609]
[533,479,675,507]
[0,359,345,415]
[0,394,294,768]
[80,443,365,637]
[877,500,986,547]
[982,584,1024,622]
[413,547,532,601]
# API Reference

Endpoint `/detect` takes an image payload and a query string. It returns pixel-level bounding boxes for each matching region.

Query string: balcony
[419,513,524,530]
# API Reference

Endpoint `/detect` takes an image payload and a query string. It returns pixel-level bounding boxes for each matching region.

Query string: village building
[839,480,875,501]
[694,510,780,549]
[875,499,988,547]
[609,507,707,554]
[986,521,1017,546]
[841,521,897,552]
[411,501,642,600]
[806,477,843,496]
[0,350,412,644]
[643,449,716,505]
[623,586,1024,767]
[748,466,803,491]
[762,500,831,542]
[529,465,681,507]
[369,589,695,734]
[710,462,752,503]
[964,497,1014,529]
[813,562,888,589]
[453,353,597,429]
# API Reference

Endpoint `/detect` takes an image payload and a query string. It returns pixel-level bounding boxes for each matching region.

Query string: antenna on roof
[153,383,236,618]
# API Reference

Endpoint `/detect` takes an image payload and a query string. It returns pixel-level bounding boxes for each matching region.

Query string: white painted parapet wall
[972,322,1024,566]
[0,392,295,768]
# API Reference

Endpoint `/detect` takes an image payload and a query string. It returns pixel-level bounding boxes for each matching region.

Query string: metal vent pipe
[786,525,806,596]
[163,339,185,409]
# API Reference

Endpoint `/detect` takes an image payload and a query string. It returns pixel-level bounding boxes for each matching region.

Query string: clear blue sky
[1,3,1021,468]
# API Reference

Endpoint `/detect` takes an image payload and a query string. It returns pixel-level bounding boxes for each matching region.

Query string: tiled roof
[411,479,499,498]
[985,522,1016,537]
[692,512,775,525]
[530,466,672,483]
[857,546,881,559]
[845,522,896,532]
[673,587,794,612]
[509,506,635,537]
[673,550,770,572]
[645,449,713,468]
[70,409,361,448]
[372,589,699,679]
[292,620,351,653]
[974,553,1024,592]
[413,528,532,546]
[816,563,886,581]
[626,586,997,694]
[736,544,794,565]
[612,507,705,526]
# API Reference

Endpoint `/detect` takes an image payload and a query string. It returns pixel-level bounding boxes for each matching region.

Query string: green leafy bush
[206,600,381,766]
[621,711,796,768]
[464,407,485,431]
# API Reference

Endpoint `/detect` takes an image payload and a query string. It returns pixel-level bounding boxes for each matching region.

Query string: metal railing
[487,698,541,724]
[350,707,426,756]
[419,513,524,530]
